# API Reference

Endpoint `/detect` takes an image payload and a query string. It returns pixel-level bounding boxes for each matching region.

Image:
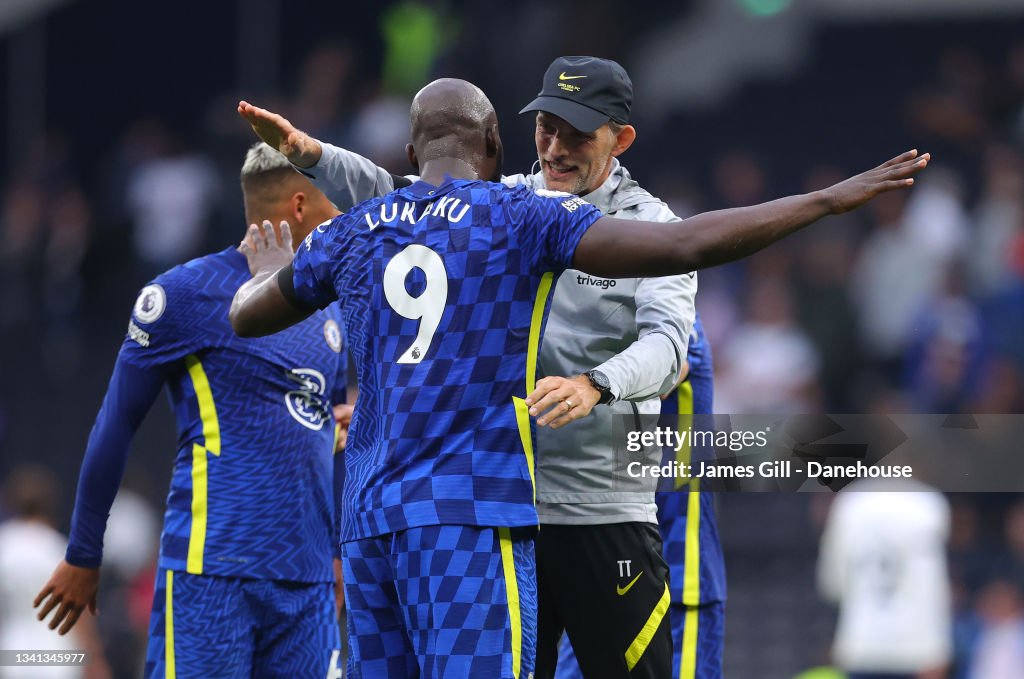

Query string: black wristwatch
[584,369,614,405]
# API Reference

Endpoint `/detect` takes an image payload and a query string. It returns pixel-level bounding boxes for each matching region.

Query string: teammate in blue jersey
[34,144,350,678]
[230,78,928,679]
[553,313,725,679]
[656,314,726,679]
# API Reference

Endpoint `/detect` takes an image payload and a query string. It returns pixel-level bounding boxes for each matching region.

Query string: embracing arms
[572,150,929,277]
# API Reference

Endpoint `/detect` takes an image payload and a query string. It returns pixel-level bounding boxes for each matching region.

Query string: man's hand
[239,220,294,277]
[237,101,323,169]
[526,375,602,429]
[231,219,314,337]
[34,561,100,635]
[824,149,930,214]
[333,404,354,452]
[333,557,345,620]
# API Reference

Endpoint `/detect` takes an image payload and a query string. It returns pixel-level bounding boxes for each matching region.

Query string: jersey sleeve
[65,357,165,567]
[118,272,213,372]
[332,447,345,559]
[505,187,603,270]
[291,217,344,310]
[294,142,402,212]
[319,304,348,406]
[686,314,713,377]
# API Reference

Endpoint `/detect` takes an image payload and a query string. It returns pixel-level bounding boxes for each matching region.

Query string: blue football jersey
[120,247,347,582]
[290,178,602,541]
[657,314,727,604]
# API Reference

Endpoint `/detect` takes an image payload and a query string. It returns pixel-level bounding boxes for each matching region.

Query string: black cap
[519,56,633,133]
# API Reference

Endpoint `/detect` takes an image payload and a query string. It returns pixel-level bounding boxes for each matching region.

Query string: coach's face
[534,112,635,196]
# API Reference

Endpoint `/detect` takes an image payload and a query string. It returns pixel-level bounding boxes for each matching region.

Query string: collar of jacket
[529,157,662,215]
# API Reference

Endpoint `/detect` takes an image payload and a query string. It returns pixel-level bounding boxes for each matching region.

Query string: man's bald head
[407,79,503,181]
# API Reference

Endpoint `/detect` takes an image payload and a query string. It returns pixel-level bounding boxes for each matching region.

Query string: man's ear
[485,125,499,158]
[611,125,637,158]
[291,191,307,225]
[406,143,419,171]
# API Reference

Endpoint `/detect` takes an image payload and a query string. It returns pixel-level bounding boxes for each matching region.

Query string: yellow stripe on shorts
[679,605,699,679]
[499,527,522,679]
[625,582,671,670]
[165,570,176,679]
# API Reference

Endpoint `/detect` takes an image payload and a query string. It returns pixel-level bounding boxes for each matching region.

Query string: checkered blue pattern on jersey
[343,524,537,679]
[291,179,600,542]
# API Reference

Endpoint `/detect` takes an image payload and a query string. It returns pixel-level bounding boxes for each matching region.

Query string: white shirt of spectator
[0,519,82,679]
[817,480,952,673]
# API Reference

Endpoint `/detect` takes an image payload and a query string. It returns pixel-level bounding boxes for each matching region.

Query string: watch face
[589,370,610,391]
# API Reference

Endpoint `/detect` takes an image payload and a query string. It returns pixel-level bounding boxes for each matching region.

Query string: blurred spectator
[850,192,930,375]
[970,143,1024,295]
[947,500,996,599]
[906,47,994,150]
[40,187,93,379]
[903,261,986,413]
[903,167,970,266]
[969,357,1024,413]
[290,44,356,143]
[0,466,110,679]
[817,481,952,679]
[0,182,45,330]
[102,490,159,582]
[1005,42,1024,142]
[716,275,821,413]
[1000,500,1024,576]
[793,166,863,411]
[125,135,220,278]
[967,580,1024,679]
[712,149,768,208]
[346,94,414,174]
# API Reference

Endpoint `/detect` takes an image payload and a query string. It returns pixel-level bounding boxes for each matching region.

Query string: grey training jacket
[299,145,696,525]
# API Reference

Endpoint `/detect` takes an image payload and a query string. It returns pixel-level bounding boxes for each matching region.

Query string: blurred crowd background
[1,0,1023,677]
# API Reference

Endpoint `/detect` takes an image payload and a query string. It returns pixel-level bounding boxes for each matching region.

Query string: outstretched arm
[573,150,929,277]
[35,358,165,635]
[238,101,404,210]
[230,220,315,337]
[237,100,323,168]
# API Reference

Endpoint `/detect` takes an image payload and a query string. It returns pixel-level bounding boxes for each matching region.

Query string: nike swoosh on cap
[558,72,587,80]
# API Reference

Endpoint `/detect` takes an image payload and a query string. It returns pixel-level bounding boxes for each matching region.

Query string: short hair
[240,142,305,201]
[241,142,292,177]
[607,120,625,136]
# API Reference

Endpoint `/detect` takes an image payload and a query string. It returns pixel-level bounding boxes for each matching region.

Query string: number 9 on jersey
[383,244,449,364]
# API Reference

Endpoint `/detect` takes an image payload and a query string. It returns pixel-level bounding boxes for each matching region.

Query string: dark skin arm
[230,220,314,337]
[573,150,929,277]
[34,561,100,635]
[232,151,929,337]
